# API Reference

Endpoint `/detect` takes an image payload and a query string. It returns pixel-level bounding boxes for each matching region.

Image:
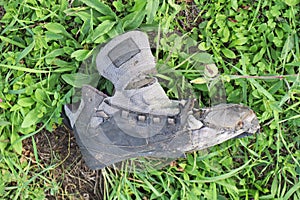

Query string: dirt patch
[0,6,5,19]
[176,1,202,31]
[22,125,103,200]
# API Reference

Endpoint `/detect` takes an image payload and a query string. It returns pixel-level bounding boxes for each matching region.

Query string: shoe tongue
[96,31,156,91]
[107,37,141,68]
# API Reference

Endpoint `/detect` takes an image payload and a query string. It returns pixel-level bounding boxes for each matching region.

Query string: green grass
[0,0,299,199]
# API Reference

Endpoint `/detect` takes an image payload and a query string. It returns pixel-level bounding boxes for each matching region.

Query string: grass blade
[283,181,300,200]
[0,36,26,48]
[16,40,35,63]
[190,159,252,183]
[0,64,49,73]
[81,0,116,18]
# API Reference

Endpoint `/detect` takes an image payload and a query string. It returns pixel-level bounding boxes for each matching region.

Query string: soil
[0,5,5,19]
[22,125,103,200]
[176,0,202,31]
